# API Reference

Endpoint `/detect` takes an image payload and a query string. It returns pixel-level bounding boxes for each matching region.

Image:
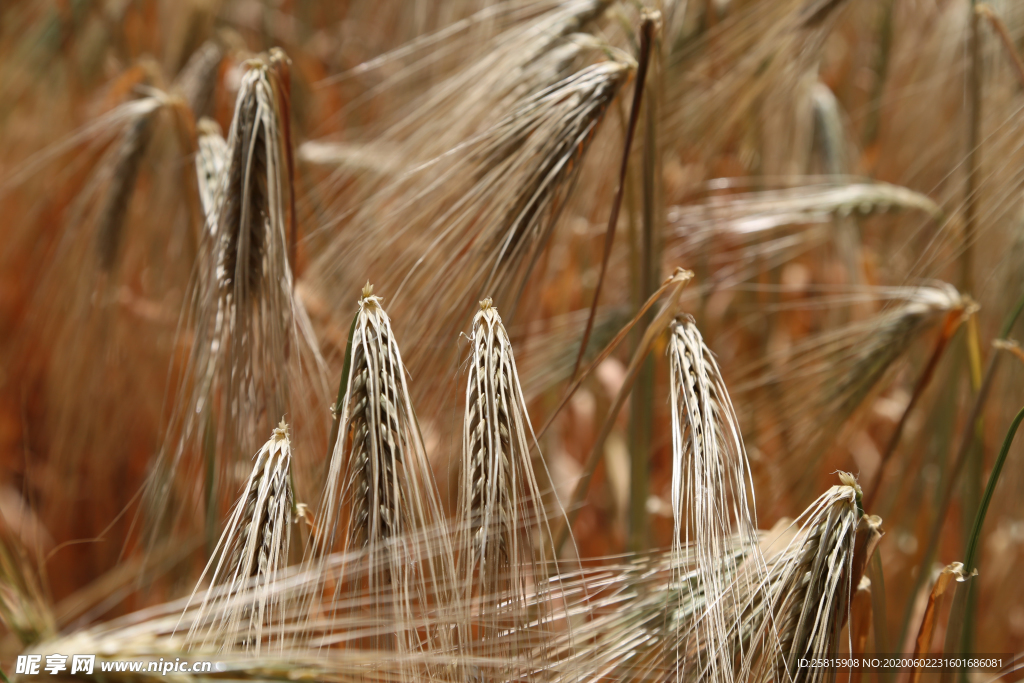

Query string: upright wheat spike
[183,420,294,654]
[143,50,328,552]
[203,48,319,439]
[667,315,763,683]
[215,53,285,308]
[309,284,452,662]
[457,298,563,675]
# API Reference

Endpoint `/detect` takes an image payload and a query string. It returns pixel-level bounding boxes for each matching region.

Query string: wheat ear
[667,315,764,683]
[182,420,293,654]
[718,474,883,683]
[309,284,452,660]
[458,298,563,671]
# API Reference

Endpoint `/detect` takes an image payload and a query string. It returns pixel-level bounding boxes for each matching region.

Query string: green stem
[900,290,1024,651]
[628,21,661,554]
[964,408,1024,573]
[959,11,983,622]
[941,405,1024,682]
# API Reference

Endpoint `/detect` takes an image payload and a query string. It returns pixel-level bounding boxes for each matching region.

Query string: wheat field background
[1,0,1024,681]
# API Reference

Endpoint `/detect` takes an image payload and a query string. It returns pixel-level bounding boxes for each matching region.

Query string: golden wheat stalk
[568,478,876,683]
[0,517,56,648]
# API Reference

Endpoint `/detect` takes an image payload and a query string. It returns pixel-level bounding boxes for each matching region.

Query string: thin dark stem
[570,15,654,383]
[964,406,1024,573]
[941,404,1024,683]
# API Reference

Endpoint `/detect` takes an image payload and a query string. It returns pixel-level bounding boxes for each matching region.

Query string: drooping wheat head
[664,180,944,297]
[736,283,973,499]
[720,474,882,683]
[306,49,633,415]
[0,43,231,580]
